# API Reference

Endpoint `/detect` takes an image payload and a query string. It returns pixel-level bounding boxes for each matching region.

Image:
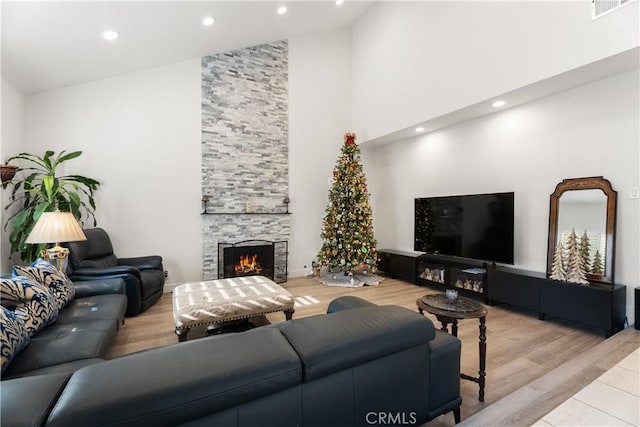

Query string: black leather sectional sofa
[2,296,462,426]
[2,278,127,379]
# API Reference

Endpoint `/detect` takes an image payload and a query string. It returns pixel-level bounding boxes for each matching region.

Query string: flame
[234,254,263,274]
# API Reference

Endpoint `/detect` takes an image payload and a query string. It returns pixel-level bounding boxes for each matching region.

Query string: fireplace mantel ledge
[202,212,292,215]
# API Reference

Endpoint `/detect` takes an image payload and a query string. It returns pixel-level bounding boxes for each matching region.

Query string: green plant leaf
[64,175,100,188]
[68,192,81,210]
[7,153,47,170]
[42,151,54,171]
[41,175,59,204]
[33,202,50,220]
[12,209,29,229]
[55,150,82,166]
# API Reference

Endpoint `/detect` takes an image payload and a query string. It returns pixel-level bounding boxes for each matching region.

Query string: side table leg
[478,316,487,402]
[451,319,459,337]
[436,315,450,334]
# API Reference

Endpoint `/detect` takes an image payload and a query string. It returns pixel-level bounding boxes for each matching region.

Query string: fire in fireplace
[219,240,288,283]
[235,254,263,275]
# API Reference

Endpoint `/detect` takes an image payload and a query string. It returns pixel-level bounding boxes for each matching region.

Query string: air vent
[592,0,637,19]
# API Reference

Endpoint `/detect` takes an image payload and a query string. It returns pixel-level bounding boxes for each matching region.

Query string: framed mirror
[547,176,617,284]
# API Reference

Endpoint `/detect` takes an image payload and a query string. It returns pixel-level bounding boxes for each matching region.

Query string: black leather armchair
[65,228,164,316]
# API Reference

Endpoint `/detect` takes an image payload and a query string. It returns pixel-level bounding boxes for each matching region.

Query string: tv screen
[414,192,514,264]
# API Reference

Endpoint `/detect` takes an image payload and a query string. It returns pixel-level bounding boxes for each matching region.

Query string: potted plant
[3,150,100,262]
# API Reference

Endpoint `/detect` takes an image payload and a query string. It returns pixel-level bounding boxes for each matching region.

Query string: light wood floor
[107,276,639,426]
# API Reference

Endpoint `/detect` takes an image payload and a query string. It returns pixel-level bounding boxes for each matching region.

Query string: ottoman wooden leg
[175,328,190,343]
[284,309,295,321]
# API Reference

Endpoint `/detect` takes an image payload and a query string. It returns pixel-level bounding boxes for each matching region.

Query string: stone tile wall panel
[201,40,290,279]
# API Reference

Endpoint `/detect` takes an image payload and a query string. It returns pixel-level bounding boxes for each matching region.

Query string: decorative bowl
[445,289,458,302]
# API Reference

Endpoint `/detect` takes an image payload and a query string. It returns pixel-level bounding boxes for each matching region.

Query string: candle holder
[283,195,290,213]
[202,195,211,214]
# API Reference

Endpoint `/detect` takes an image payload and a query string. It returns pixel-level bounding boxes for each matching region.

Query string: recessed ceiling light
[492,100,506,108]
[203,17,215,26]
[415,127,425,132]
[278,6,287,15]
[102,30,119,41]
[336,0,345,5]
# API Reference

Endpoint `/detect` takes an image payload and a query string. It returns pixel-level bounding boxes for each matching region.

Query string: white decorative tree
[591,250,604,275]
[550,240,567,281]
[579,230,591,273]
[565,228,589,284]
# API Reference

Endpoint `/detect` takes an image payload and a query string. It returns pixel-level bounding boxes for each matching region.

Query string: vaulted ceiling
[1,1,374,95]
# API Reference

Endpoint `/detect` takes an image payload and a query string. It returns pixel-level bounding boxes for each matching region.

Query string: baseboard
[288,268,311,278]
[163,271,312,294]
[163,282,179,293]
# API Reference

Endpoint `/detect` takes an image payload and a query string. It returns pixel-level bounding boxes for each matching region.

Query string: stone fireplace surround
[202,215,291,281]
[201,41,290,280]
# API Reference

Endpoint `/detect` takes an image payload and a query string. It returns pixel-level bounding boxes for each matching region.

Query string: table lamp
[25,210,87,271]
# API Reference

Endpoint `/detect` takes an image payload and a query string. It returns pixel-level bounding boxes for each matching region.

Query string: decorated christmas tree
[579,230,591,273]
[549,240,567,281]
[565,228,589,284]
[318,132,377,274]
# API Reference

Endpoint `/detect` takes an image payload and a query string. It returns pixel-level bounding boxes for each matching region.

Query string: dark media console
[377,250,627,337]
[488,267,626,337]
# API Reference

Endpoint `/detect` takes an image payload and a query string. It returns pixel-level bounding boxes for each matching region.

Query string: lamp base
[40,245,69,273]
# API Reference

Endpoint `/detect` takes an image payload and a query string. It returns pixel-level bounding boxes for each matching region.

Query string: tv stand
[378,250,626,337]
[488,266,626,337]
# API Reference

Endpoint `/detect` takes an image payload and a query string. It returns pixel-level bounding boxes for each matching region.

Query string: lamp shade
[25,211,87,244]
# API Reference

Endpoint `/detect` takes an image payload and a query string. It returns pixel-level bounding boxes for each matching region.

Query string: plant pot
[1,164,18,188]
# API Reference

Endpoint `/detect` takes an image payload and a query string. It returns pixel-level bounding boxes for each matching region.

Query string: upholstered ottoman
[172,276,295,342]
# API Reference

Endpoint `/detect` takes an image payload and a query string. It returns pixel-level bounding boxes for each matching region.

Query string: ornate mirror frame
[547,176,617,284]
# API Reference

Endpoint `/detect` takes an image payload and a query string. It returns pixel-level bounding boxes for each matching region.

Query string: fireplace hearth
[218,240,288,283]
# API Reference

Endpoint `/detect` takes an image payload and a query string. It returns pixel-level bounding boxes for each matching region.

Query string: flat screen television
[414,192,514,264]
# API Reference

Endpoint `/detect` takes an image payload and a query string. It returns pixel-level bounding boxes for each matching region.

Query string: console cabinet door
[378,251,417,284]
[539,281,626,336]
[487,269,540,311]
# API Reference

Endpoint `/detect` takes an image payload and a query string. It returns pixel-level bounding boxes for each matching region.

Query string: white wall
[362,70,639,321]
[18,30,352,283]
[352,1,639,141]
[22,60,202,285]
[288,29,353,276]
[1,77,25,272]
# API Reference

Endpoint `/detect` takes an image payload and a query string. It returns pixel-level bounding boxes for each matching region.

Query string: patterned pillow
[14,259,75,309]
[0,276,59,336]
[1,305,31,375]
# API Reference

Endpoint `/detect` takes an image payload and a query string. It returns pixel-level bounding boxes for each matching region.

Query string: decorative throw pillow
[14,259,75,310]
[1,305,31,375]
[0,276,59,336]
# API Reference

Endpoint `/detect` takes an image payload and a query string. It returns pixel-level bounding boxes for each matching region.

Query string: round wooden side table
[416,293,488,402]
